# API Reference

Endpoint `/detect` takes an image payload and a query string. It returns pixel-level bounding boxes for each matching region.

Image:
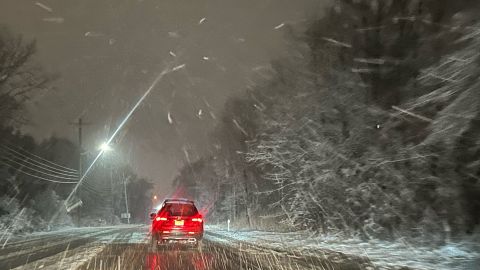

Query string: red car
[150,199,204,249]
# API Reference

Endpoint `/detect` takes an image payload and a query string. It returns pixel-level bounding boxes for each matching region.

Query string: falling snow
[167,31,180,38]
[84,31,105,37]
[1,1,479,269]
[172,64,186,71]
[274,23,285,29]
[35,2,53,12]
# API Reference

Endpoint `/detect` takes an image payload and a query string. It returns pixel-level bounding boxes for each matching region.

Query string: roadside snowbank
[205,225,479,270]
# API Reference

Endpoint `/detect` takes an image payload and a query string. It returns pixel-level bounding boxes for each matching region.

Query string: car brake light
[191,218,203,222]
[156,217,167,221]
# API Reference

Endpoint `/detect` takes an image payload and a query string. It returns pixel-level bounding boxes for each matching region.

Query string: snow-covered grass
[205,225,480,270]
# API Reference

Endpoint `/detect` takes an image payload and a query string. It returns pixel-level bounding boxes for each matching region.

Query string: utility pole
[110,166,114,224]
[232,182,236,222]
[124,175,130,224]
[70,117,91,178]
[70,117,91,224]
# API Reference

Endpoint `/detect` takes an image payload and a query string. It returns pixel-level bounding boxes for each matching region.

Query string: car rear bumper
[153,229,203,242]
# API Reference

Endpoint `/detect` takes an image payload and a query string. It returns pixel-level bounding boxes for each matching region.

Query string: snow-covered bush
[0,196,37,234]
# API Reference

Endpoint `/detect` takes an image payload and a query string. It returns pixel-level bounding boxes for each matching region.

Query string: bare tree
[0,26,53,126]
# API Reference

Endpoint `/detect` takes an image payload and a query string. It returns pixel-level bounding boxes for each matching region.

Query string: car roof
[163,198,195,204]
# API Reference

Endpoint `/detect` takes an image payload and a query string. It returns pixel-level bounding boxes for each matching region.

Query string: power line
[0,143,78,173]
[0,156,79,180]
[0,149,79,178]
[0,161,77,184]
[79,181,105,195]
[1,143,79,174]
[0,144,78,174]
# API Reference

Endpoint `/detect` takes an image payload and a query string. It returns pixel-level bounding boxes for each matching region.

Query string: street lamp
[99,142,112,152]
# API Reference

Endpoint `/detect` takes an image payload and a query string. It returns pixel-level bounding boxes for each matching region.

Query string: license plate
[174,220,184,226]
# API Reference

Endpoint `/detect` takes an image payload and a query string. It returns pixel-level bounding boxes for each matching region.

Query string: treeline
[0,27,152,233]
[0,128,154,232]
[0,130,79,233]
[173,0,480,243]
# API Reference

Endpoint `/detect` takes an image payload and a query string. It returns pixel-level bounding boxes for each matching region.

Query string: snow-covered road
[3,225,475,270]
[0,225,376,270]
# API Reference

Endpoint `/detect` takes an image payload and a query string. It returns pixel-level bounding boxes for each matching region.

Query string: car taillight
[155,217,167,221]
[191,218,203,222]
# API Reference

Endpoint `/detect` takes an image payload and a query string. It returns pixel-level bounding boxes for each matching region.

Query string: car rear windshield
[160,203,198,217]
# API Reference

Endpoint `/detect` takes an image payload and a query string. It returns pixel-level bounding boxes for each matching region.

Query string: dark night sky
[0,0,324,196]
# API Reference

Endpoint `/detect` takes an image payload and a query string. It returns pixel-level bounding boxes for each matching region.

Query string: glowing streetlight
[99,142,113,152]
[153,195,158,200]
